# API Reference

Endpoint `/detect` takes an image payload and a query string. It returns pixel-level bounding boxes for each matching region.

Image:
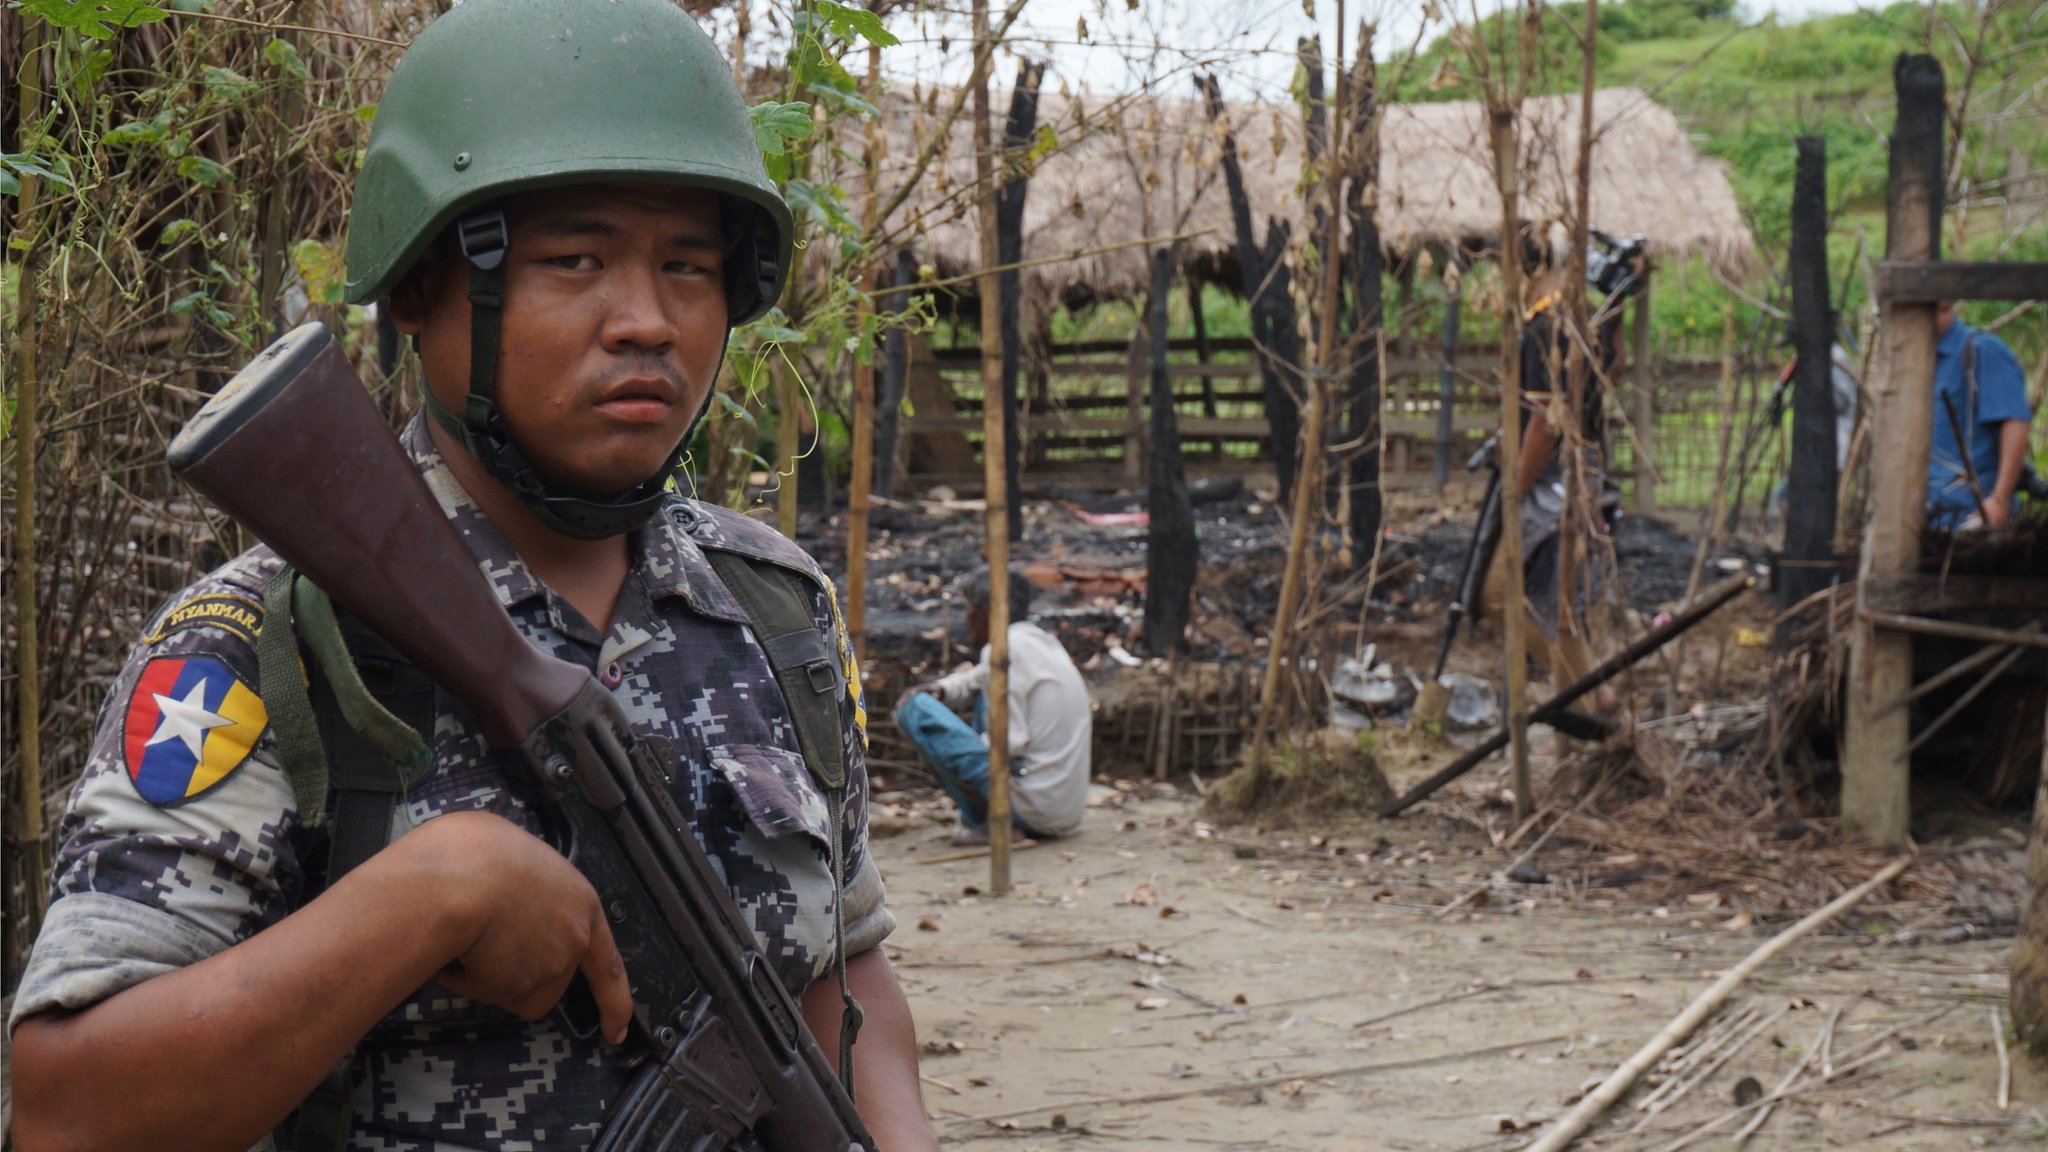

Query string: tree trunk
[1145,250,1198,656]
[1298,35,1329,356]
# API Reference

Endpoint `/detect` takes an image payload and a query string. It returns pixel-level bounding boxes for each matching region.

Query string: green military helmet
[342,0,792,540]
[343,0,793,325]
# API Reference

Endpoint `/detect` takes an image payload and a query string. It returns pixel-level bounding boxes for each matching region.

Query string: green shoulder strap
[700,552,847,790]
[257,566,433,1152]
[700,549,863,1098]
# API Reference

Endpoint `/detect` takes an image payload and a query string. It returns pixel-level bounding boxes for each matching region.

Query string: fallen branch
[1730,1011,1833,1147]
[1518,855,1910,1152]
[945,1032,1570,1128]
[1630,1002,1787,1131]
[1655,1042,1890,1152]
[1381,575,1755,816]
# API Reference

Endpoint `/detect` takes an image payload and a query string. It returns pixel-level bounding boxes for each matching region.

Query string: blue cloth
[894,692,1041,836]
[1927,320,2031,528]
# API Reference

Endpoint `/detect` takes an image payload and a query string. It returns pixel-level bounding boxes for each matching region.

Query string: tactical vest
[256,546,858,1152]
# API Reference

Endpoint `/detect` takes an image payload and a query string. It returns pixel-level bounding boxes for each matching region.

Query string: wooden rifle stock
[167,323,584,746]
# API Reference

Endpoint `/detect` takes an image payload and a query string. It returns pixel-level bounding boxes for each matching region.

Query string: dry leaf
[916,917,941,932]
[1126,883,1159,906]
[1721,909,1755,932]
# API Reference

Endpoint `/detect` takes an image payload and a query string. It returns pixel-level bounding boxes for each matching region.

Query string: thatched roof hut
[865,84,1759,317]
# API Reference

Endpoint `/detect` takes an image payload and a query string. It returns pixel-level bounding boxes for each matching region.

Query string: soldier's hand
[408,811,634,1044]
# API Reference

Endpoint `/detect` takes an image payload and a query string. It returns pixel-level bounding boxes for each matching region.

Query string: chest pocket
[707,743,835,851]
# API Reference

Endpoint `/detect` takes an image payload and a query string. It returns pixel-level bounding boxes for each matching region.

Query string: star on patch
[121,656,269,805]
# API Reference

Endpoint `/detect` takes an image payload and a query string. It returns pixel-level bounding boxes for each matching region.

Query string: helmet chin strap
[423,206,707,541]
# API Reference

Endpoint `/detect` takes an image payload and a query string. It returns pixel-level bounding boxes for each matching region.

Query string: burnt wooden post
[873,249,915,499]
[996,59,1044,541]
[1843,54,1945,848]
[1782,135,1840,611]
[1187,279,1221,459]
[1436,251,1462,491]
[1198,73,1301,500]
[1145,249,1198,655]
[1344,36,1383,572]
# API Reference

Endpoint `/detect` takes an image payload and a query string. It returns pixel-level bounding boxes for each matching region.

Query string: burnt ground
[798,480,1770,706]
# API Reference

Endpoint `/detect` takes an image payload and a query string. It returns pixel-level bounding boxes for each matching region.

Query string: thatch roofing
[863,84,1758,314]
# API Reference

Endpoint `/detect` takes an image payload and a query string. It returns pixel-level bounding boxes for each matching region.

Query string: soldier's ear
[386,244,450,337]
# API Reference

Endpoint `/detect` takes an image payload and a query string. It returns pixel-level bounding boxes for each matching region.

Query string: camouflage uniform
[10,417,892,1151]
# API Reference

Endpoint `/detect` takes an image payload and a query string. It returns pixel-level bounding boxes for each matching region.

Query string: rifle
[1430,433,1503,681]
[168,323,873,1152]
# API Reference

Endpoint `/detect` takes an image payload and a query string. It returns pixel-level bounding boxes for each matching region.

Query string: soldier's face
[398,183,729,496]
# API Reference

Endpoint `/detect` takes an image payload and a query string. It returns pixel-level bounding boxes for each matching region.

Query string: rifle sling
[701,549,863,1099]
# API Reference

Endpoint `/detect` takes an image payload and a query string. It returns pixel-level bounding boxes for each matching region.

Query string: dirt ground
[875,782,2046,1151]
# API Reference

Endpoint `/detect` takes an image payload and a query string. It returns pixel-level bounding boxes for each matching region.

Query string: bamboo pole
[1246,4,1348,780]
[971,0,1013,895]
[1520,856,1910,1152]
[1486,100,1533,823]
[845,31,885,663]
[1554,0,1599,692]
[11,15,51,930]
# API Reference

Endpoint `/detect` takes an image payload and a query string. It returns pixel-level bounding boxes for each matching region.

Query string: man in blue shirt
[1927,300,2033,530]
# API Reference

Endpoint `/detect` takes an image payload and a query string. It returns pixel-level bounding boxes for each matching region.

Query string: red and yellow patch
[121,656,269,806]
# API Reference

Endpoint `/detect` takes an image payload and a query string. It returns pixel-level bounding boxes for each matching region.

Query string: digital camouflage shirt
[11,417,892,1151]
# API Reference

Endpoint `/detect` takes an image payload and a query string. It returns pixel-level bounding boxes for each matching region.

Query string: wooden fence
[895,332,1765,511]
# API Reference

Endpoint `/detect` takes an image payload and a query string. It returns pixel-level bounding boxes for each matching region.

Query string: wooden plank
[1861,574,2048,616]
[1865,610,2048,651]
[1844,53,1946,850]
[1874,260,2048,303]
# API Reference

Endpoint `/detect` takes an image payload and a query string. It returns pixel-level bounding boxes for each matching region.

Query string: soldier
[10,2,937,1149]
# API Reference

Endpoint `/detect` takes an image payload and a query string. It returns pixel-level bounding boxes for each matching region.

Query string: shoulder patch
[121,655,269,805]
[144,593,264,648]
[820,574,868,748]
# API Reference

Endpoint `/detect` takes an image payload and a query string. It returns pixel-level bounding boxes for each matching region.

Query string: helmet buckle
[457,209,510,271]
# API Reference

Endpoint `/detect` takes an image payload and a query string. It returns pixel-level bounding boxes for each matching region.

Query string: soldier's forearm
[802,948,939,1152]
[10,817,501,1152]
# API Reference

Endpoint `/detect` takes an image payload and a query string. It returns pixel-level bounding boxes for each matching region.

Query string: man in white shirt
[894,567,1093,846]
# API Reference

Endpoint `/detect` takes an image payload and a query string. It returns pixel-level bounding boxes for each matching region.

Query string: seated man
[894,567,1091,846]
[1928,299,2033,530]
